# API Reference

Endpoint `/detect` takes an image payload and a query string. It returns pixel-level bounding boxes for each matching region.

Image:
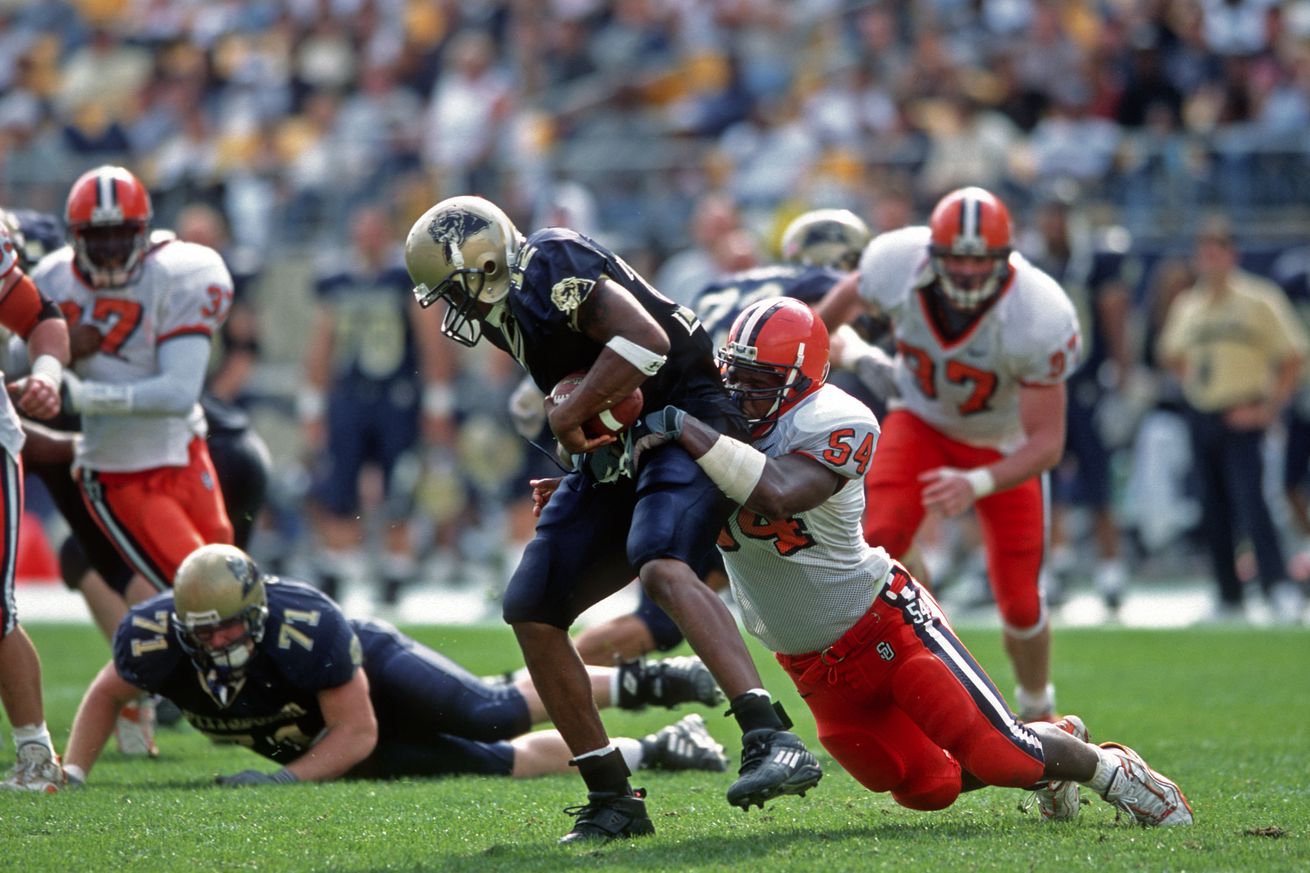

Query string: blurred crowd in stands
[3,0,1309,619]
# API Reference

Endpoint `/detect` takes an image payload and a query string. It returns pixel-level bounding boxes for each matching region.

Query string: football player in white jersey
[814,186,1081,722]
[631,297,1190,827]
[29,166,234,595]
[0,216,70,791]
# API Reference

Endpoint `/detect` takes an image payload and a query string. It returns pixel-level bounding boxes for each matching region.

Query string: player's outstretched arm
[811,270,865,331]
[284,669,378,783]
[63,661,145,785]
[648,407,842,517]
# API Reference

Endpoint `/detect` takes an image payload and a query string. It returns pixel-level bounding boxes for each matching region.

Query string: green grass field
[3,622,1308,872]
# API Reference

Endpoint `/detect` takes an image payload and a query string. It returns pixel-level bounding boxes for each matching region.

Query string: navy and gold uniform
[115,580,529,777]
[490,228,749,628]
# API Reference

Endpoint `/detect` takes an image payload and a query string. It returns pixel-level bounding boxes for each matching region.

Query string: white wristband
[606,335,666,376]
[962,467,996,499]
[30,353,63,389]
[422,383,455,417]
[297,388,325,422]
[695,435,767,505]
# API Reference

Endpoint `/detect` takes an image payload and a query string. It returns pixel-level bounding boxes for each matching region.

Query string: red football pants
[80,436,234,589]
[777,567,1046,810]
[863,410,1047,630]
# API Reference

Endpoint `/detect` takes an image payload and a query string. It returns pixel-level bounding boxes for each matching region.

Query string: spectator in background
[1157,216,1309,623]
[421,30,514,196]
[651,191,744,308]
[300,204,455,607]
[1020,189,1134,611]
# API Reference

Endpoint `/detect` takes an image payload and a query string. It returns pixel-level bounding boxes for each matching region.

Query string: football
[549,370,644,438]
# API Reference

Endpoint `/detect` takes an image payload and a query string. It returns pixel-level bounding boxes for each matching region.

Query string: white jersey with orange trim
[31,235,232,471]
[856,226,1081,451]
[0,225,26,457]
[718,383,894,654]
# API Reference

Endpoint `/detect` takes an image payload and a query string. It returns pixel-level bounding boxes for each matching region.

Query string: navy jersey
[484,228,737,422]
[113,580,361,764]
[694,263,845,351]
[314,265,419,388]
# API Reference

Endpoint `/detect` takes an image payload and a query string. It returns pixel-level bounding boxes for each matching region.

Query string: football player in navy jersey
[571,208,870,666]
[404,196,822,843]
[60,544,729,787]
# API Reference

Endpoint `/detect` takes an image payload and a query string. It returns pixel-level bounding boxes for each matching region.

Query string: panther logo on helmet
[719,297,830,436]
[405,195,522,347]
[426,208,492,268]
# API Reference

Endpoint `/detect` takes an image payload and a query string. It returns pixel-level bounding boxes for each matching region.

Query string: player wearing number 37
[29,166,234,589]
[814,187,1081,723]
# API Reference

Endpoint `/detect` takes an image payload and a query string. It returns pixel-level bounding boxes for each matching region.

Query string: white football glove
[832,324,899,401]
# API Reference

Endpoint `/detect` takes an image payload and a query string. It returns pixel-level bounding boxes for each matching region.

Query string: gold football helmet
[172,544,268,697]
[779,208,870,271]
[404,195,522,346]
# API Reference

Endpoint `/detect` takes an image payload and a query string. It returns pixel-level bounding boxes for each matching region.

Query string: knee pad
[634,588,684,652]
[1000,597,1047,638]
[58,536,91,591]
[891,773,961,811]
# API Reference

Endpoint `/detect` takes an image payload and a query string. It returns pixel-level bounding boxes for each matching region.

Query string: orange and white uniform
[856,226,1080,631]
[719,382,1047,810]
[31,232,235,588]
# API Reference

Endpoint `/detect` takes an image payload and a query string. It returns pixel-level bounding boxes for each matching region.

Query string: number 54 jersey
[718,383,894,655]
[31,235,233,471]
[857,227,1081,452]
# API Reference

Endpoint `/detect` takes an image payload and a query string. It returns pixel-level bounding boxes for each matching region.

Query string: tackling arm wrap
[65,334,210,416]
[695,433,767,506]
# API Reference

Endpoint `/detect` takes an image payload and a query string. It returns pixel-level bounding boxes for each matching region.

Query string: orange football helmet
[719,297,829,434]
[927,186,1012,310]
[64,165,153,288]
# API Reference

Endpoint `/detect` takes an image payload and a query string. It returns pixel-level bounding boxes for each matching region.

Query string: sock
[570,746,632,796]
[1014,684,1056,720]
[729,689,782,734]
[1086,746,1117,795]
[614,737,644,772]
[12,723,54,755]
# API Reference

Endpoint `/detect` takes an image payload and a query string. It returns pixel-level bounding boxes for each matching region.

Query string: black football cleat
[726,728,822,811]
[558,788,655,844]
[617,656,726,710]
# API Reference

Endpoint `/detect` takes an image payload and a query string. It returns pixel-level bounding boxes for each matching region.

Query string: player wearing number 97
[61,545,731,787]
[640,297,1190,827]
[813,186,1081,723]
[30,165,234,589]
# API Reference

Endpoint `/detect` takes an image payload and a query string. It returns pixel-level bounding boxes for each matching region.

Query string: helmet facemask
[928,248,1010,311]
[719,297,830,437]
[71,222,150,289]
[171,546,269,707]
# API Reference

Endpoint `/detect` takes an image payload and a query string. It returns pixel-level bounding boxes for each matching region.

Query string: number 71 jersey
[858,227,1081,451]
[31,235,233,471]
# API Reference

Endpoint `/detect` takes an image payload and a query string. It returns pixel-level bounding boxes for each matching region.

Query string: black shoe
[558,788,655,844]
[618,656,725,710]
[381,578,403,606]
[726,729,822,811]
[640,714,728,772]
